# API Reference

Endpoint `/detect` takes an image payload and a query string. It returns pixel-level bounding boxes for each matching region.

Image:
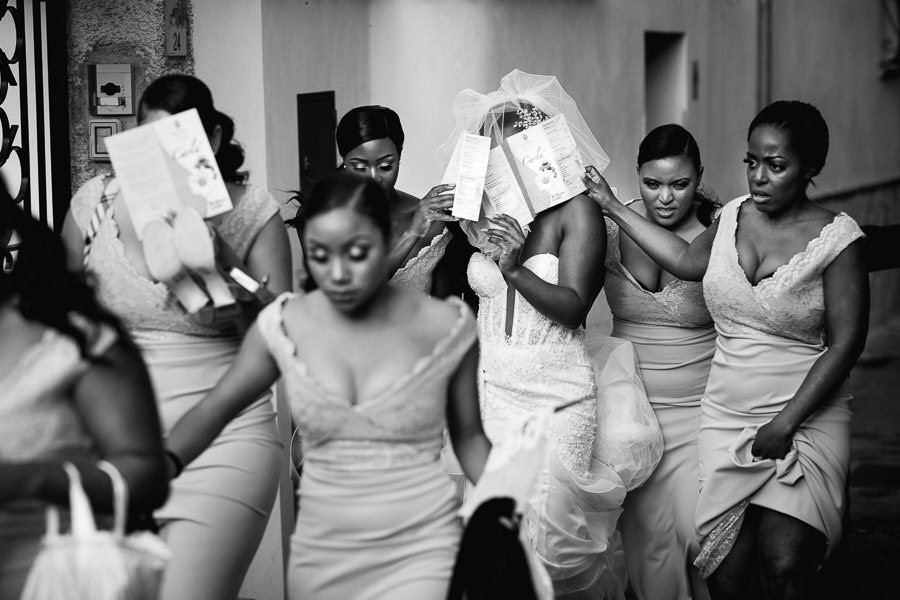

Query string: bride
[439,69,627,599]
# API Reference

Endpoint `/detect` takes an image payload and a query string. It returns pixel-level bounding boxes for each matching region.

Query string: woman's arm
[387,184,456,275]
[61,212,86,273]
[165,322,280,468]
[487,197,604,329]
[0,339,169,514]
[245,215,294,295]
[446,341,491,483]
[583,166,715,282]
[751,240,869,459]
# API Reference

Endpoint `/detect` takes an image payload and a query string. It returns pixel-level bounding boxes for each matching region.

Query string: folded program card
[443,131,491,222]
[105,108,232,239]
[484,146,534,229]
[503,113,587,214]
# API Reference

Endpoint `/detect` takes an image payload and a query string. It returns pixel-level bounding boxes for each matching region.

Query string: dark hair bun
[336,106,404,158]
[139,74,246,183]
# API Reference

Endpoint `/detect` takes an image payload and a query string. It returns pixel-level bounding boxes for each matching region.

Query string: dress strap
[82,174,119,267]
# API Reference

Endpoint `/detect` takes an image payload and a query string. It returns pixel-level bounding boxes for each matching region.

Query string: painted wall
[260,0,371,197]
[770,0,900,197]
[252,0,758,208]
[365,0,758,206]
[194,0,268,187]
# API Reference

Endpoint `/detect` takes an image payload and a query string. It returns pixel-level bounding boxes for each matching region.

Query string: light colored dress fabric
[256,293,475,600]
[390,228,451,293]
[468,251,627,598]
[0,323,115,599]
[603,206,714,600]
[694,196,864,577]
[69,176,282,600]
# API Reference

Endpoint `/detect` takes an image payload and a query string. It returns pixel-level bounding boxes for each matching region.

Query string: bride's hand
[410,184,458,235]
[582,166,617,211]
[485,214,525,276]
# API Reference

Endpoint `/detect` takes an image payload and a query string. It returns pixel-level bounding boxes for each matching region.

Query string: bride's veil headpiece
[435,69,610,256]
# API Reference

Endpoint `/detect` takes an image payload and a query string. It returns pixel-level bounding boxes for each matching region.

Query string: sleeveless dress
[694,197,864,577]
[0,323,115,599]
[603,205,714,600]
[468,251,627,598]
[68,176,282,600]
[391,228,451,292]
[256,293,475,600]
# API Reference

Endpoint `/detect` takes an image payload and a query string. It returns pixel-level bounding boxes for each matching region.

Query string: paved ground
[818,316,900,599]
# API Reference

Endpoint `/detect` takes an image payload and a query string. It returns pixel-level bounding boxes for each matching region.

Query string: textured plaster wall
[67,0,194,192]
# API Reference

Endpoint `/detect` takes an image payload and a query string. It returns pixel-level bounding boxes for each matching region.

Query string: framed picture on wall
[89,119,121,161]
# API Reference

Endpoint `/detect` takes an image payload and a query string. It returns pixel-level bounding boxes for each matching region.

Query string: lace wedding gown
[694,197,864,576]
[68,176,282,600]
[0,323,115,599]
[603,203,714,600]
[258,294,475,599]
[468,251,627,598]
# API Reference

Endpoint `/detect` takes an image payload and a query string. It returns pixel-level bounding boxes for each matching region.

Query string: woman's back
[69,176,280,335]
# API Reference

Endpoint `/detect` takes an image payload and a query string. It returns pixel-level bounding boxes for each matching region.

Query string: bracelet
[165,449,184,478]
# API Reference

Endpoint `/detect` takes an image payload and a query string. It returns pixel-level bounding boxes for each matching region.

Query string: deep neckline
[274,293,470,408]
[609,212,680,297]
[731,196,845,289]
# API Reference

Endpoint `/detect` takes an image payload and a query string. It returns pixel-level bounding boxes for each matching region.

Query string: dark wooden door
[296,90,336,198]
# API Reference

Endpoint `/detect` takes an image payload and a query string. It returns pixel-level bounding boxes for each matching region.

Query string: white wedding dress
[468,251,627,599]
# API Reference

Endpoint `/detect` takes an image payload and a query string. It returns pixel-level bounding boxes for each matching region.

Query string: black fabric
[446,497,538,600]
[862,224,900,272]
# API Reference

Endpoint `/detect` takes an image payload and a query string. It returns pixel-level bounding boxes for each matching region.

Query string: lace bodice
[605,202,712,328]
[69,175,280,335]
[468,252,598,475]
[703,197,864,346]
[257,293,476,470]
[468,252,586,346]
[0,325,115,462]
[390,228,451,293]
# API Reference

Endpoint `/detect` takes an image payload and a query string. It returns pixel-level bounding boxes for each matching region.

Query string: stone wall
[67,0,193,192]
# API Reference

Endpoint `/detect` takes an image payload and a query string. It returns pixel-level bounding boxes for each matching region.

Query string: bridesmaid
[1,195,168,598]
[165,171,490,599]
[584,101,868,600]
[62,74,292,600]
[330,105,458,293]
[602,124,718,600]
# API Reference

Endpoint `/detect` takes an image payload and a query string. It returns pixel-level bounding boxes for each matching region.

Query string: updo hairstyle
[336,105,405,158]
[139,74,246,183]
[747,100,829,179]
[638,123,720,226]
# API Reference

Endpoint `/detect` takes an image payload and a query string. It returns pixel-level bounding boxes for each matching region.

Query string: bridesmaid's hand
[485,214,525,276]
[582,166,617,212]
[751,418,795,460]
[410,184,458,235]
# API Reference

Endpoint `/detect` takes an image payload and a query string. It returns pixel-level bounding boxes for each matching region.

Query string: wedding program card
[503,113,587,214]
[442,131,491,222]
[483,146,534,229]
[105,108,232,239]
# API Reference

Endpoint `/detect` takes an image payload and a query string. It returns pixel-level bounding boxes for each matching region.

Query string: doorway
[644,31,688,132]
